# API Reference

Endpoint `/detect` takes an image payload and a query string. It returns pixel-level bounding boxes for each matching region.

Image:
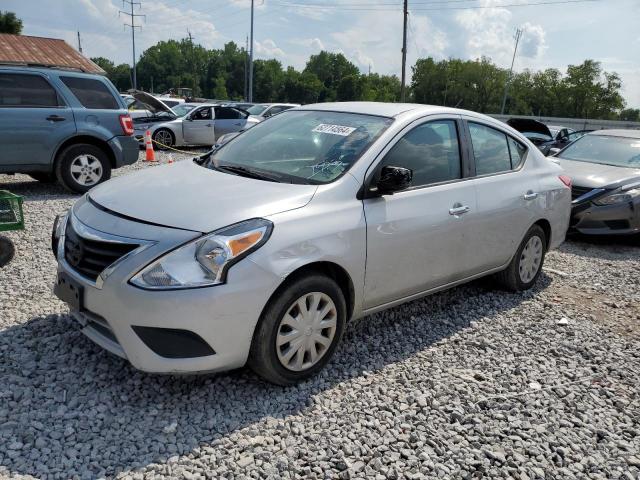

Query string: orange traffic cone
[144,130,156,162]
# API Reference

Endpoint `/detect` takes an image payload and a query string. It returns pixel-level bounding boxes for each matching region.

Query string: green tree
[0,11,22,34]
[619,108,640,122]
[304,51,359,102]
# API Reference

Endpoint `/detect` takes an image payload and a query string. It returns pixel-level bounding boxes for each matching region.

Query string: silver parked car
[52,102,571,384]
[246,103,300,121]
[131,92,259,148]
[552,129,640,235]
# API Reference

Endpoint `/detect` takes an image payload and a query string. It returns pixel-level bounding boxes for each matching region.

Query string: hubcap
[70,154,103,186]
[155,130,172,147]
[276,292,337,371]
[519,235,543,283]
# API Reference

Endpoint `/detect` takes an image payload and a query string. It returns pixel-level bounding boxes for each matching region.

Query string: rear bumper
[108,135,139,168]
[570,199,640,235]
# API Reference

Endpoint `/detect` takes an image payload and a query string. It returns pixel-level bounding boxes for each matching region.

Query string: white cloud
[255,38,285,58]
[454,0,546,67]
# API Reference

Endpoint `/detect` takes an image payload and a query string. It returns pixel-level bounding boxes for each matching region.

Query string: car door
[362,117,478,309]
[182,106,215,145]
[0,71,76,169]
[213,107,247,139]
[464,119,539,272]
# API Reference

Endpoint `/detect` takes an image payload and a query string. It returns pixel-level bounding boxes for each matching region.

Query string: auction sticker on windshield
[312,124,357,136]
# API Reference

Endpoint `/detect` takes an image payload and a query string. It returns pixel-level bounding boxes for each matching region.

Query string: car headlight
[130,218,272,290]
[593,188,640,206]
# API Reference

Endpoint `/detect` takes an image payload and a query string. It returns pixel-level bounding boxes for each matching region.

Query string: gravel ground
[1,151,639,480]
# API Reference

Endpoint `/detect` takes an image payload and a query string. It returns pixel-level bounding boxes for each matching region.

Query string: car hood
[507,118,552,138]
[557,157,640,188]
[88,160,318,232]
[130,90,176,115]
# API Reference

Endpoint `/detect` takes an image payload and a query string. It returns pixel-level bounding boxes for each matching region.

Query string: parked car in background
[246,103,300,121]
[552,129,640,235]
[507,119,579,155]
[0,66,138,193]
[51,102,571,384]
[223,102,254,110]
[131,91,259,148]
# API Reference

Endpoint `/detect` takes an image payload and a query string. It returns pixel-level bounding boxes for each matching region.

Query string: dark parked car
[0,66,138,193]
[552,129,640,235]
[507,119,587,156]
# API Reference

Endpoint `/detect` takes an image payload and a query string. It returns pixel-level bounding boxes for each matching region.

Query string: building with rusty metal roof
[0,34,105,74]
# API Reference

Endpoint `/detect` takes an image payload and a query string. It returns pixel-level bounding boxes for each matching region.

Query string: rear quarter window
[60,77,120,109]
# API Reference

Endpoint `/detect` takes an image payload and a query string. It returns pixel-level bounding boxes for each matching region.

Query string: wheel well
[534,219,552,250]
[54,136,116,169]
[274,262,356,321]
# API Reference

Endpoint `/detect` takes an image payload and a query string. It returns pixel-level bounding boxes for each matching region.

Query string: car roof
[588,129,640,139]
[297,101,471,118]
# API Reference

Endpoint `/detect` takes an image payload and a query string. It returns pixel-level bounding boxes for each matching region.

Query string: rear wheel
[0,236,15,268]
[496,224,547,291]
[248,274,346,385]
[55,144,111,194]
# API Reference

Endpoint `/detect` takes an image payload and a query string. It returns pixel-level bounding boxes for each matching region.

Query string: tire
[28,172,56,183]
[0,236,15,268]
[153,129,175,150]
[248,274,347,385]
[496,224,547,292]
[55,144,111,194]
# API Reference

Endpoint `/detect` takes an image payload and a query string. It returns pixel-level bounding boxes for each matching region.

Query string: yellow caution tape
[150,138,202,155]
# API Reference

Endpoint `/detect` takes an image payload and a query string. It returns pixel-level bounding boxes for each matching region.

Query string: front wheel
[153,129,175,150]
[496,224,547,291]
[248,274,346,385]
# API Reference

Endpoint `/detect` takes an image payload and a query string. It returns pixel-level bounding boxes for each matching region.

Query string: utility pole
[244,36,249,101]
[120,0,144,90]
[77,31,83,54]
[248,0,255,103]
[400,0,408,102]
[500,27,523,115]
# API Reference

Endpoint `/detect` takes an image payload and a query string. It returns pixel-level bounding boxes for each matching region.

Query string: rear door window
[60,77,119,109]
[0,73,61,107]
[469,123,513,175]
[215,107,245,120]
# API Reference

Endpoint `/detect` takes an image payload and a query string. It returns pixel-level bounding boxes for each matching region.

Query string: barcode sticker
[312,124,357,136]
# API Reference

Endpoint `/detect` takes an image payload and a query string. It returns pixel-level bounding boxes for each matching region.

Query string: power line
[271,0,603,10]
[119,0,145,90]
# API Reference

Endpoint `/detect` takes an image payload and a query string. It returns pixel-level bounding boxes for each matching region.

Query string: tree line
[86,37,635,122]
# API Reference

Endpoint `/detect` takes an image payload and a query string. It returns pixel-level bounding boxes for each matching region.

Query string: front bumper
[53,203,282,374]
[570,198,640,235]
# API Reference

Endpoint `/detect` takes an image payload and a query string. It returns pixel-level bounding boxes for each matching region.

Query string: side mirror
[548,147,561,157]
[376,166,412,195]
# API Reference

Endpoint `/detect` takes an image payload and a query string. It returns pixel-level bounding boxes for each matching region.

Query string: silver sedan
[52,102,571,384]
[131,92,259,148]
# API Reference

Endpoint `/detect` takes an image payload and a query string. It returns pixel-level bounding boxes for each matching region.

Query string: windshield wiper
[217,164,282,182]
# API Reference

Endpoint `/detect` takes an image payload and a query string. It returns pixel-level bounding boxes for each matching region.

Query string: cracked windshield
[210,111,393,184]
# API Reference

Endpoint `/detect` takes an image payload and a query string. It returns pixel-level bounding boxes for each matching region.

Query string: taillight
[119,114,134,136]
[559,175,572,188]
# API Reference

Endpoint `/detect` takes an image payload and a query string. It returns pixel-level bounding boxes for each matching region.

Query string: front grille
[571,185,593,200]
[64,220,138,281]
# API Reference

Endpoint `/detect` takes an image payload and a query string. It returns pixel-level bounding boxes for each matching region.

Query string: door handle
[449,204,470,216]
[523,191,539,201]
[234,122,242,126]
[46,115,66,122]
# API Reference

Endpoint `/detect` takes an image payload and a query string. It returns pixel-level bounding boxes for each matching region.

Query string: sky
[5,0,640,108]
